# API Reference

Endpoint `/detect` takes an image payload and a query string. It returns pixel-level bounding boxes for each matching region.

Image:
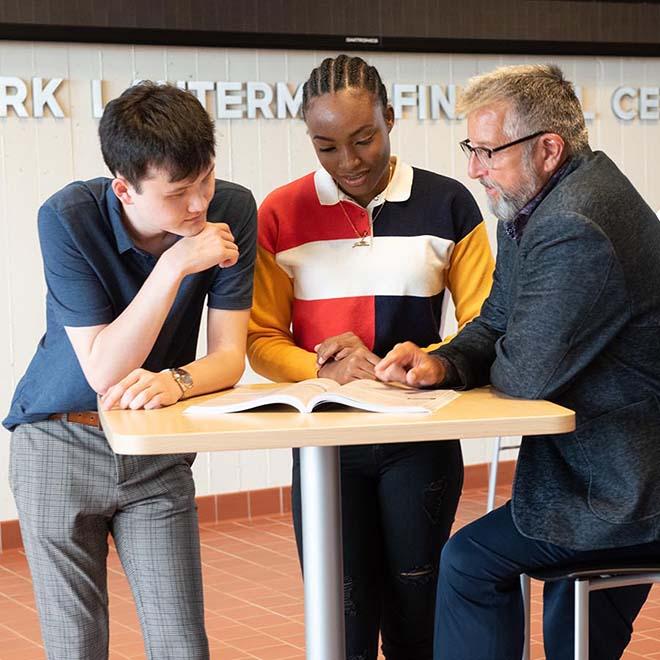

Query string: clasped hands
[316,332,447,387]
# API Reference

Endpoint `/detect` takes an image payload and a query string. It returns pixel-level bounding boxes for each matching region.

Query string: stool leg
[574,578,589,660]
[521,574,531,660]
[487,436,502,512]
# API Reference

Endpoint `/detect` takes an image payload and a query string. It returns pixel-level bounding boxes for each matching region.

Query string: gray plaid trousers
[9,418,209,660]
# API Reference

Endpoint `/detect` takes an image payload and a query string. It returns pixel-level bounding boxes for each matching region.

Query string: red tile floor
[0,485,658,659]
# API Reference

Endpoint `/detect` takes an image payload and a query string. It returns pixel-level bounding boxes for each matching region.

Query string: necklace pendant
[352,236,370,247]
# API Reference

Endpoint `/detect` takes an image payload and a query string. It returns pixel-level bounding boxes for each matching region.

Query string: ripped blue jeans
[292,440,463,660]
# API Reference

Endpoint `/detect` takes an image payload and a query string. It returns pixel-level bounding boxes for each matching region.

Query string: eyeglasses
[459,131,547,169]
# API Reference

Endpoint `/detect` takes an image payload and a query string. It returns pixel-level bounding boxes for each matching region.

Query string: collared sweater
[248,159,494,383]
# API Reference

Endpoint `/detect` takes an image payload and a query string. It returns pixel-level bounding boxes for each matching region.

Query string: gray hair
[457,64,589,156]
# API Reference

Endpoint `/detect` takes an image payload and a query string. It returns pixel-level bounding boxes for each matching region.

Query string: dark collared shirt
[503,159,572,241]
[4,177,256,430]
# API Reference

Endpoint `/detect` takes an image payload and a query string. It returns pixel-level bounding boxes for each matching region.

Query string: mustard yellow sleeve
[247,245,318,382]
[422,221,495,352]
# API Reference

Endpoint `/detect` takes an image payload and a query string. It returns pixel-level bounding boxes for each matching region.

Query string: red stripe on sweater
[292,297,376,353]
[259,173,369,253]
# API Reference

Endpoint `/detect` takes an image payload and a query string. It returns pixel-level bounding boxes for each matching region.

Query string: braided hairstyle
[301,54,389,120]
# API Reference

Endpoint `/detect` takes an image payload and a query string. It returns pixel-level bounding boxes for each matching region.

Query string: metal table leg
[575,578,589,660]
[520,574,531,660]
[300,445,346,660]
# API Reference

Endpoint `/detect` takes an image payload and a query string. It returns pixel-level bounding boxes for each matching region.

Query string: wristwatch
[169,367,194,397]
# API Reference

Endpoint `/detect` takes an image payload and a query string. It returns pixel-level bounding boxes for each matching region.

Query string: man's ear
[538,133,566,174]
[111,176,136,205]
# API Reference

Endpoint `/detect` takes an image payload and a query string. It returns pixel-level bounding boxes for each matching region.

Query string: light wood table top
[99,385,575,455]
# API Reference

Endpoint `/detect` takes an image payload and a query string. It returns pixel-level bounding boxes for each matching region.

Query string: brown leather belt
[49,411,102,429]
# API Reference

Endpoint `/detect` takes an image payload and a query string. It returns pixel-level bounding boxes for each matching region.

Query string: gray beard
[486,188,529,222]
[483,163,542,223]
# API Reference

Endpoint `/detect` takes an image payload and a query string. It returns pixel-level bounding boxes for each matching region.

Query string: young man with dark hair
[4,82,257,660]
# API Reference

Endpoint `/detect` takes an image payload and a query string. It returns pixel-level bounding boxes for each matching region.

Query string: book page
[311,379,459,414]
[184,378,340,414]
[284,378,339,403]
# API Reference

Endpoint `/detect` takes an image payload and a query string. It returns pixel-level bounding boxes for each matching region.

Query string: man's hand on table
[99,368,183,410]
[375,341,447,388]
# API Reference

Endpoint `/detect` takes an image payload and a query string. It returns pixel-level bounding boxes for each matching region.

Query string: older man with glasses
[376,64,660,660]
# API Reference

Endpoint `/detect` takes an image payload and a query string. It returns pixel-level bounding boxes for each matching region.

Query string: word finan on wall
[0,76,657,122]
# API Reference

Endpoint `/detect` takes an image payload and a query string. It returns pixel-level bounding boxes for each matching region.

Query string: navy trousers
[435,501,660,660]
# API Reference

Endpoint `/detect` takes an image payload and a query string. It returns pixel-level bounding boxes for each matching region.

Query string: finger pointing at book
[375,341,446,387]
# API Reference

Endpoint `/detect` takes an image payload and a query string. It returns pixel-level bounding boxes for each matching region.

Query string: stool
[523,561,660,659]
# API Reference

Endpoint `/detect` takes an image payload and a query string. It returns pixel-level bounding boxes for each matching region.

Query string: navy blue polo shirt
[4,177,256,430]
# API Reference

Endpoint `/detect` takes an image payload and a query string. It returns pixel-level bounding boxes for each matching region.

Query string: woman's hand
[315,332,380,385]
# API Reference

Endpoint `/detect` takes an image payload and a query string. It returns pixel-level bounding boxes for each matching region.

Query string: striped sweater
[247,159,494,383]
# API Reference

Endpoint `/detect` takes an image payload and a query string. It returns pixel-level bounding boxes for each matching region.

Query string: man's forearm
[432,355,462,388]
[83,254,184,392]
[181,347,246,398]
[430,319,500,390]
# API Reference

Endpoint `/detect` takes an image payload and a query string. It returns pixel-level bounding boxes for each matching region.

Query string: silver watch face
[172,368,193,389]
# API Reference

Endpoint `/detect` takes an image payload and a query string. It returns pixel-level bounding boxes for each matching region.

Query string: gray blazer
[433,149,660,550]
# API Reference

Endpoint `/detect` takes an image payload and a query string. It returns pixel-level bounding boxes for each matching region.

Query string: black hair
[98,82,215,191]
[301,54,388,119]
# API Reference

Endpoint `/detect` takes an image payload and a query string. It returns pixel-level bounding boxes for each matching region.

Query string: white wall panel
[619,59,648,196]
[68,45,107,181]
[594,58,624,166]
[448,55,485,207]
[226,51,262,200]
[238,448,269,492]
[98,46,133,98]
[133,45,167,83]
[423,55,455,181]
[1,41,659,520]
[267,448,293,488]
[394,52,430,172]
[284,51,321,183]
[4,121,42,383]
[255,50,291,201]
[643,59,660,209]
[0,120,16,520]
[210,450,242,495]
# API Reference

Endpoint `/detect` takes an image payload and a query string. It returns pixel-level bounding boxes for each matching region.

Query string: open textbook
[185,378,460,415]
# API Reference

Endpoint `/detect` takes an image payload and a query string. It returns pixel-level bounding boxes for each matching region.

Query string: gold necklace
[337,162,394,248]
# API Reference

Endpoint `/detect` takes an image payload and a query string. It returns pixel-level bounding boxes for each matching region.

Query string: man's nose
[188,191,206,213]
[467,152,488,179]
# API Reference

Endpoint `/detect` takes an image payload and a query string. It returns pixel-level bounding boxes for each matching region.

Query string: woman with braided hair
[248,54,493,659]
